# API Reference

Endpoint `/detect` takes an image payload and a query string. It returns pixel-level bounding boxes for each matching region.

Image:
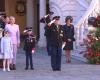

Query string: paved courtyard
[0,47,100,80]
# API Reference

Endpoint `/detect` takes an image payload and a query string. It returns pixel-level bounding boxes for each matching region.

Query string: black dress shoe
[13,67,16,70]
[53,69,57,71]
[56,69,61,71]
[25,68,28,70]
[13,64,16,70]
[53,69,61,71]
[10,64,13,70]
[10,64,16,70]
[30,68,34,70]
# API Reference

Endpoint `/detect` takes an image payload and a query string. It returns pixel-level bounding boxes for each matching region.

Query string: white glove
[44,14,49,18]
[62,42,66,49]
[23,30,28,33]
[48,19,56,25]
[32,48,35,54]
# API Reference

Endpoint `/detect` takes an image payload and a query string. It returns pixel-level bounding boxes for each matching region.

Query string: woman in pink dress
[5,16,20,70]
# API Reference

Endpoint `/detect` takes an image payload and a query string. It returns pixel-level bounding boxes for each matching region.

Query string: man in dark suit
[48,16,64,71]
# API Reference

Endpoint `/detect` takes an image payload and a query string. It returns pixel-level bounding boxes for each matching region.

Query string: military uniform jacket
[49,23,64,47]
[23,34,35,52]
[44,25,52,39]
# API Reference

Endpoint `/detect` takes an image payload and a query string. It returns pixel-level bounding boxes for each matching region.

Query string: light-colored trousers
[12,44,18,64]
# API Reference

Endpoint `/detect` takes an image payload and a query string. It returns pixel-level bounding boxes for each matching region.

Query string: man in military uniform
[48,16,64,71]
[44,25,52,56]
[23,27,36,70]
[40,12,54,56]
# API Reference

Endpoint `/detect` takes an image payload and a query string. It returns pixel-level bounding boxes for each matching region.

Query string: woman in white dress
[1,30,13,71]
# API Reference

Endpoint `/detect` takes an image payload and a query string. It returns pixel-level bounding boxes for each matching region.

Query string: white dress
[1,37,13,59]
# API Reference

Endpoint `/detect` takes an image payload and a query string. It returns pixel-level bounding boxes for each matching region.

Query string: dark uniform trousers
[51,46,62,70]
[49,24,64,71]
[46,38,52,56]
[23,34,35,69]
[25,51,33,69]
[44,25,52,56]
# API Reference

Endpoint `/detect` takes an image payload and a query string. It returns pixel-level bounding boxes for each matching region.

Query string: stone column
[26,0,34,28]
[38,0,46,47]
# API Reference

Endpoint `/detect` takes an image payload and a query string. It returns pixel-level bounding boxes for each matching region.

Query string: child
[1,30,13,71]
[23,27,36,70]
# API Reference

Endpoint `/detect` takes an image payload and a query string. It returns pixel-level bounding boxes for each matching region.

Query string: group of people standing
[0,16,20,71]
[0,14,75,72]
[0,15,36,72]
[42,14,75,71]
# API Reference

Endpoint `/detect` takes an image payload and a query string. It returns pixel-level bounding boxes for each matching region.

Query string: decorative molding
[49,0,89,24]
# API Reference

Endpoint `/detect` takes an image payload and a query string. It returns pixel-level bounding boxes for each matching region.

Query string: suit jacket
[63,24,75,42]
[44,25,52,38]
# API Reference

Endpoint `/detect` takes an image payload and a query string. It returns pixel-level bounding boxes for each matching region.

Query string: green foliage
[86,15,100,64]
[92,41,100,53]
[88,56,100,64]
[95,28,100,37]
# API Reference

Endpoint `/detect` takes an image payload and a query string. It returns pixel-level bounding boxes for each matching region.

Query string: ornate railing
[75,0,99,48]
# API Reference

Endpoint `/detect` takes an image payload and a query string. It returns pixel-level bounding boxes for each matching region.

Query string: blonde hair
[10,16,15,20]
